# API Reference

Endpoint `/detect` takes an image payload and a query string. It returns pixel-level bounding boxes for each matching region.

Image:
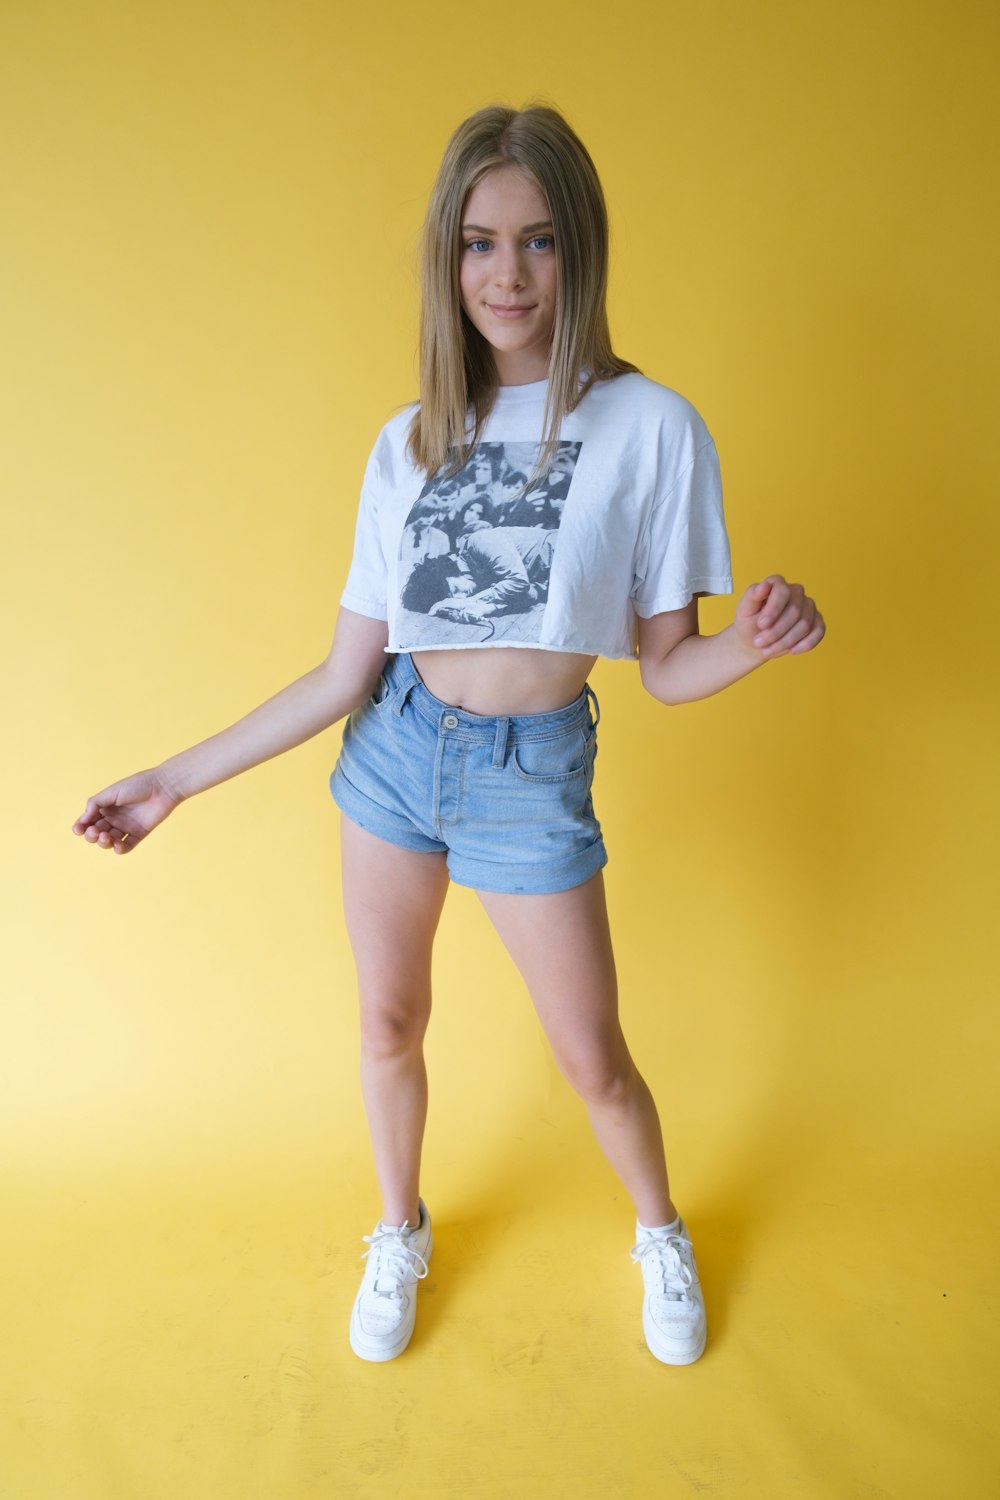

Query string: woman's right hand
[71,768,183,855]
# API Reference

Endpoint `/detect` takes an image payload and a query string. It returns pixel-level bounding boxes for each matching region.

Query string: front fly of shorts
[329,652,607,895]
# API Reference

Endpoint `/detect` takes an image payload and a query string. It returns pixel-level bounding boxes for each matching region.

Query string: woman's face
[459,166,557,387]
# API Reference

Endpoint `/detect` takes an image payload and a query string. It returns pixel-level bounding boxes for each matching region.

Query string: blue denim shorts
[329,652,607,895]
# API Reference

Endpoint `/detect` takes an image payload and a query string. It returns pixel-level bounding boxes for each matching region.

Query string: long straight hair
[407,103,639,481]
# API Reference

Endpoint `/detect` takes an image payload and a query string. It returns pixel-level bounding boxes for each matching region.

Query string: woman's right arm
[72,607,389,854]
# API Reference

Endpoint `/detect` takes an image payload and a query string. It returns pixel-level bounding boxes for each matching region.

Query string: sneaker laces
[360,1221,430,1302]
[630,1230,695,1302]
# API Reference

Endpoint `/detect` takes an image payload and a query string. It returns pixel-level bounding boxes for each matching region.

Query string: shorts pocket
[370,670,393,710]
[511,726,589,784]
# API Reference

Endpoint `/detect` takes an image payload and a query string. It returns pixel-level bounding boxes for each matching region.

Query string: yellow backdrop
[3,0,997,1495]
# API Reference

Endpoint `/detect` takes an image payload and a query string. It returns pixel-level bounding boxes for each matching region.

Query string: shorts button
[442,714,459,729]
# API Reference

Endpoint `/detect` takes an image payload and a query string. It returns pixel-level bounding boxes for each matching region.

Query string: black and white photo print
[398,441,581,644]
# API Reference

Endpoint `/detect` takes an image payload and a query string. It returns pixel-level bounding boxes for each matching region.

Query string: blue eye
[465,239,490,253]
[528,236,554,250]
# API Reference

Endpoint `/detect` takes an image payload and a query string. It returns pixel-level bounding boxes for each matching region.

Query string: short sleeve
[631,438,733,617]
[339,441,389,621]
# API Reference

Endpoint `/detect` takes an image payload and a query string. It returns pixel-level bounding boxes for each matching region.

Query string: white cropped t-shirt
[340,371,734,661]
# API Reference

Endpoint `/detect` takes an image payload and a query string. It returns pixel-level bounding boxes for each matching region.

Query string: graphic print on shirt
[397,441,581,645]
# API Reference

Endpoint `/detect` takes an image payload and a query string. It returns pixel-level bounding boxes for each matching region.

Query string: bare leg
[477,871,677,1227]
[340,814,450,1227]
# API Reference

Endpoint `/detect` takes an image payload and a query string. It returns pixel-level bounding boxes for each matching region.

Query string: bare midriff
[410,647,599,716]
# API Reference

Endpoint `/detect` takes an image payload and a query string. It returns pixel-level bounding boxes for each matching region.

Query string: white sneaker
[349,1200,433,1362]
[630,1217,707,1365]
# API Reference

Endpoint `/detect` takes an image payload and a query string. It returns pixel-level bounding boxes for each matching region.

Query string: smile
[487,304,535,318]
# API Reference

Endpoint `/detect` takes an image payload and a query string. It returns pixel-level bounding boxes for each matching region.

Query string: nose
[493,243,526,290]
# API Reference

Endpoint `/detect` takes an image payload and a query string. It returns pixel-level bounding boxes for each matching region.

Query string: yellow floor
[4,1107,994,1499]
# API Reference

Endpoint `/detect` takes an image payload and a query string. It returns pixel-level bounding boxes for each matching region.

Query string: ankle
[636,1205,679,1232]
[382,1202,421,1230]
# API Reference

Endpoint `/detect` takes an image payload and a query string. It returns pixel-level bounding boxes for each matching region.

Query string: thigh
[476,870,625,1072]
[340,813,450,1014]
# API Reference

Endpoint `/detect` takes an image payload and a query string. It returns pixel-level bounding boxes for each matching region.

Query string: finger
[765,617,814,655]
[736,579,772,625]
[745,580,772,611]
[74,803,102,832]
[84,818,113,843]
[756,596,813,647]
[78,801,125,835]
[788,616,826,654]
[756,578,792,630]
[90,819,130,848]
[755,599,797,645]
[77,791,119,828]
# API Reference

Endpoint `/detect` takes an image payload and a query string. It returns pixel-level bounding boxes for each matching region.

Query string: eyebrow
[461,220,553,234]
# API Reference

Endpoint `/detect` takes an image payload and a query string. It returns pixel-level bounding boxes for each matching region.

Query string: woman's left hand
[732,575,826,659]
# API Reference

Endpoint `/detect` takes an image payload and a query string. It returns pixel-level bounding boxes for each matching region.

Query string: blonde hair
[407,103,639,481]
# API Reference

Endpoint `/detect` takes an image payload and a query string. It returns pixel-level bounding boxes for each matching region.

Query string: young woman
[72,104,825,1367]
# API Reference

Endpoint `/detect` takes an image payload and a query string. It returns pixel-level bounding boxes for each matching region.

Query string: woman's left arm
[638,575,826,706]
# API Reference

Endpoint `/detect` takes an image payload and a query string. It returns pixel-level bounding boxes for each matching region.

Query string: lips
[487,303,535,318]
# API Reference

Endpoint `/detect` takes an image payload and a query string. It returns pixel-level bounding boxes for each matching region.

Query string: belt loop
[585,683,601,730]
[492,715,509,768]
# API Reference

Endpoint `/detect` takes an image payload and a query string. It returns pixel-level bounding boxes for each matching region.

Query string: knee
[359,995,430,1060]
[561,1046,636,1108]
